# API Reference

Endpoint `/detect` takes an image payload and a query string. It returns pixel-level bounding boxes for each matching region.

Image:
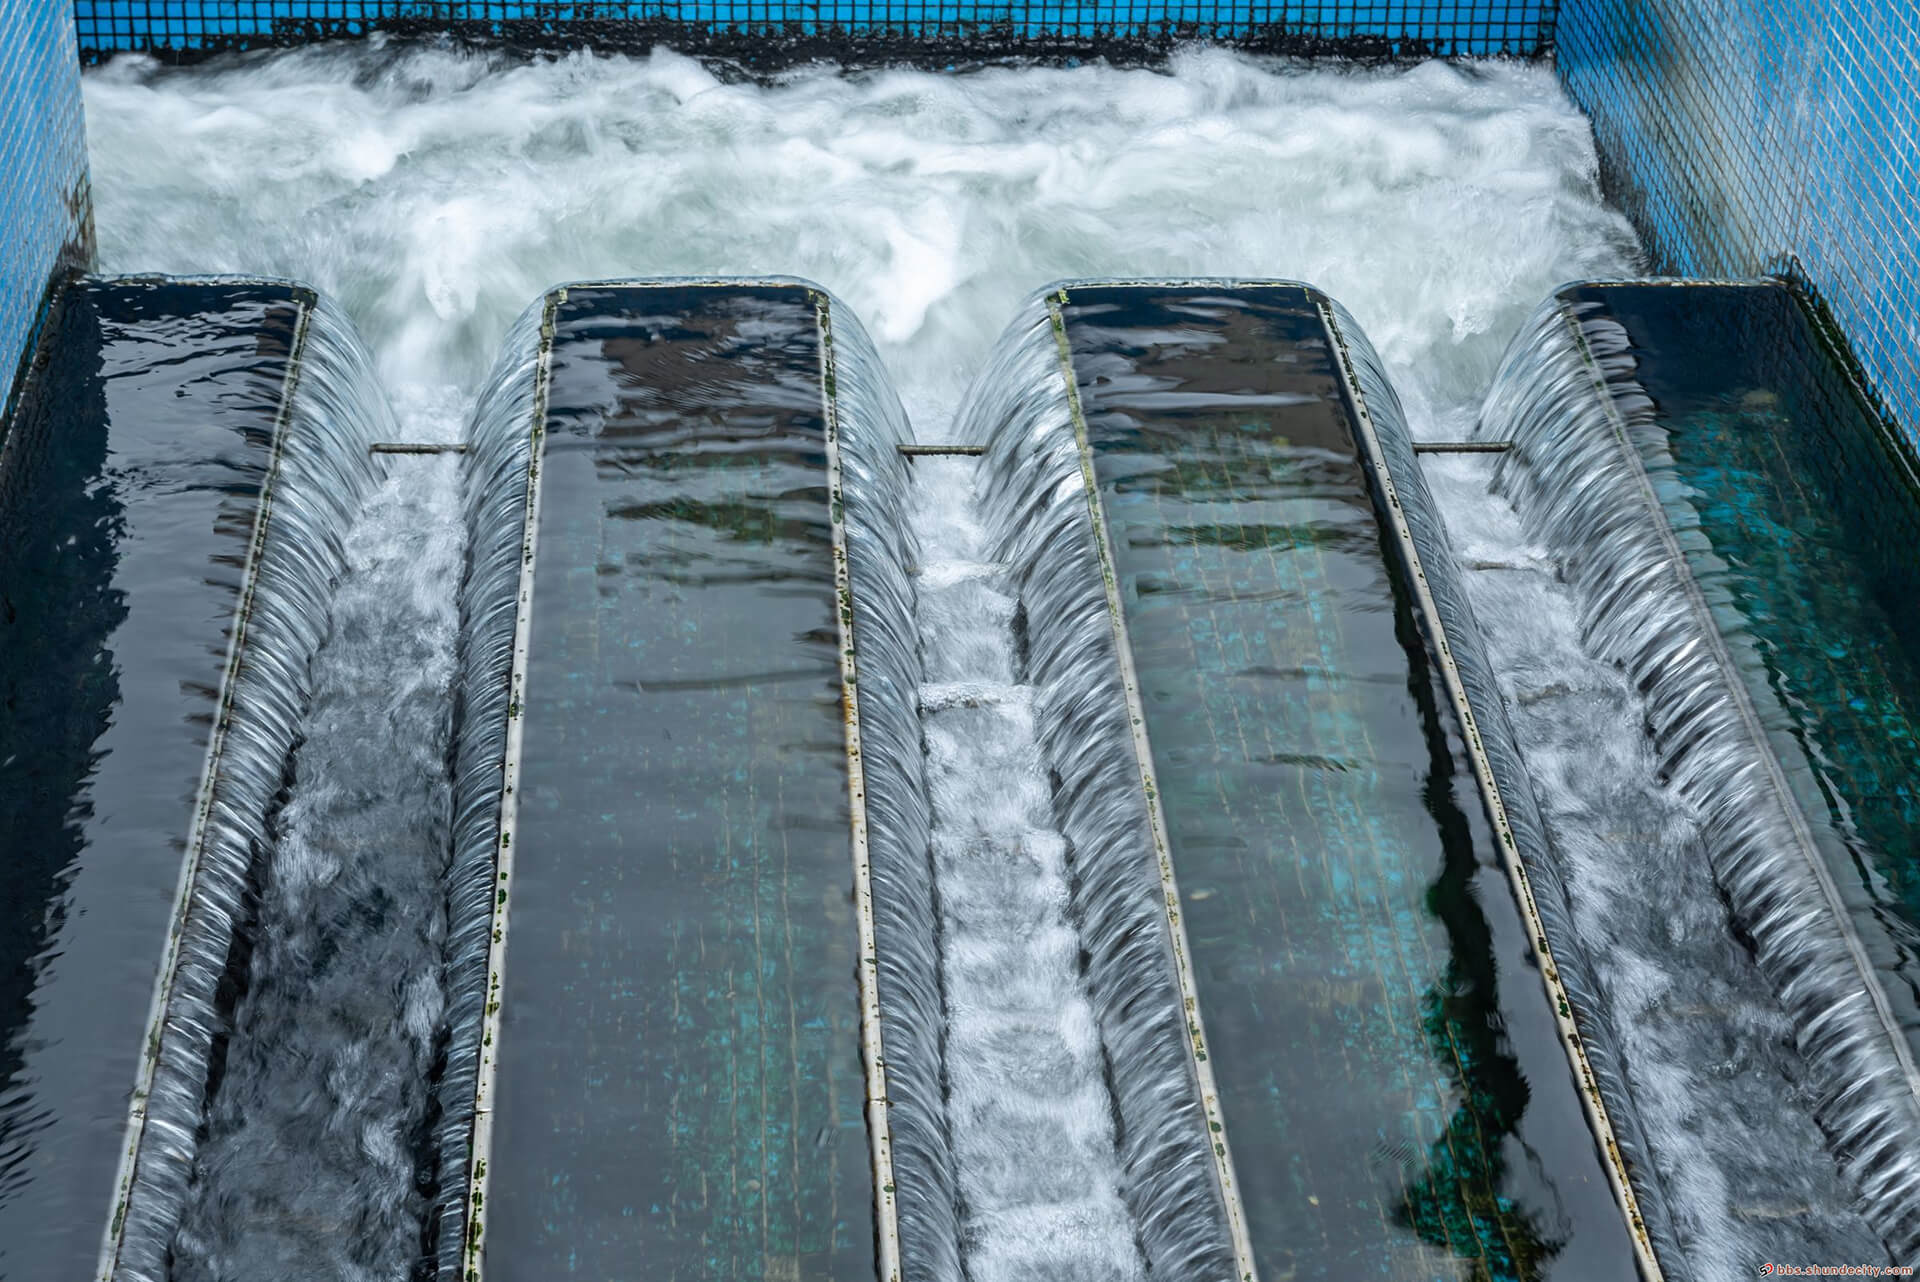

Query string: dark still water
[0,280,308,1280]
[1057,284,1639,1282]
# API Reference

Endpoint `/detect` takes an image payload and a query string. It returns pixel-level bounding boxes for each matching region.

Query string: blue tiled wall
[0,0,91,418]
[1560,0,1920,450]
[71,0,1555,58]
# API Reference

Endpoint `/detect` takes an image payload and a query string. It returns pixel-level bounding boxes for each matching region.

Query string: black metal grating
[73,0,1558,65]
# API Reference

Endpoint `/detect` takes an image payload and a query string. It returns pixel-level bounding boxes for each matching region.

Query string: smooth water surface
[0,282,305,1280]
[481,284,872,1280]
[1058,284,1636,1280]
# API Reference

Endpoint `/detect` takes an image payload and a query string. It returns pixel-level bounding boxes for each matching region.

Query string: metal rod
[370,442,469,454]
[1412,440,1513,453]
[896,444,985,456]
[816,296,907,1282]
[458,289,559,1282]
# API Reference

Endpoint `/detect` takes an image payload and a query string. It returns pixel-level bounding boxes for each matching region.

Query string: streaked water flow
[1476,300,1920,1260]
[910,457,1149,1281]
[77,43,1899,1280]
[1422,452,1892,1271]
[167,442,464,1282]
[108,298,402,1282]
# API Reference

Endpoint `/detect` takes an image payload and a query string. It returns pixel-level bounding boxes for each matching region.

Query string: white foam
[85,44,1874,1278]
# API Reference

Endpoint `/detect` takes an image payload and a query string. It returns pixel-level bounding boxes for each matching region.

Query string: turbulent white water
[86,43,1632,424]
[911,458,1147,1281]
[85,41,1883,1277]
[1426,452,1890,1270]
[170,443,465,1282]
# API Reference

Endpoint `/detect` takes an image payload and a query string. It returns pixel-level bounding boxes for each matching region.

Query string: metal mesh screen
[1560,0,1920,452]
[0,0,91,418]
[72,0,1556,63]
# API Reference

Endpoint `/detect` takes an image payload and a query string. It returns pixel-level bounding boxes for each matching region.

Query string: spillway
[33,45,1920,1282]
[439,277,1669,1282]
[0,278,390,1282]
[899,305,1240,1282]
[1481,280,1920,1259]
[1008,281,1655,1279]
[447,280,888,1281]
[15,268,1910,1280]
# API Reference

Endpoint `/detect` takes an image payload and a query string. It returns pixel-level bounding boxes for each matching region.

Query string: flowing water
[960,308,1240,1282]
[79,42,1894,1280]
[1424,450,1895,1269]
[109,296,398,1282]
[165,442,466,1282]
[1476,298,1920,1261]
[0,281,388,1282]
[910,457,1148,1281]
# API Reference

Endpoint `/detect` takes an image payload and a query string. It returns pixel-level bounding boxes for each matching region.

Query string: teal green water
[1571,282,1920,1020]
[1059,285,1637,1282]
[485,285,872,1281]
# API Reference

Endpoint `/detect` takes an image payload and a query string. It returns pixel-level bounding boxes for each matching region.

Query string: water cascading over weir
[1480,280,1920,1258]
[977,281,1660,1280]
[0,278,392,1281]
[0,271,1723,1282]
[440,275,1664,1282]
[444,280,899,1282]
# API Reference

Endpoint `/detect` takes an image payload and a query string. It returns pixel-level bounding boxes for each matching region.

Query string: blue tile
[1560,0,1920,451]
[0,0,91,416]
[69,0,1557,56]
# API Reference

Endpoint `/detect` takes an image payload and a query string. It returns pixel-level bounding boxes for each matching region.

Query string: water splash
[834,290,1239,1278]
[84,47,1636,433]
[1480,297,1920,1258]
[1426,491,1889,1272]
[965,300,1237,1281]
[911,453,1151,1282]
[170,420,463,1282]
[110,293,393,1282]
[432,298,548,1281]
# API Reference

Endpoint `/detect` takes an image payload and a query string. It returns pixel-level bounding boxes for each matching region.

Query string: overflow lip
[95,282,319,1282]
[1044,283,1261,1282]
[814,289,907,1282]
[1037,273,1669,1278]
[457,285,561,1282]
[1318,294,1667,1282]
